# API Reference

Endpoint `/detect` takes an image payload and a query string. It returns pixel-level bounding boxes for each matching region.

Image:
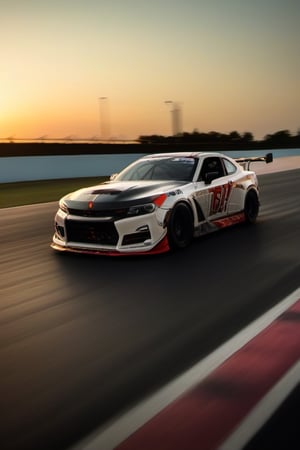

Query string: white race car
[51,151,272,256]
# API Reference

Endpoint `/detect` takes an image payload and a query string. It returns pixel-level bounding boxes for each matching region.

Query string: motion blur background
[1,0,300,141]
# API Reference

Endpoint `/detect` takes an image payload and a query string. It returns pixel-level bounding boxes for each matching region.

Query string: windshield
[115,157,197,182]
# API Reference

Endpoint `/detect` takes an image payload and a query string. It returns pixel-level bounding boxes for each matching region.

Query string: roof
[142,151,226,159]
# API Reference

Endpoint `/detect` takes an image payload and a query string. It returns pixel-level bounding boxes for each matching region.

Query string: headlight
[59,199,69,213]
[127,203,156,216]
[127,194,167,217]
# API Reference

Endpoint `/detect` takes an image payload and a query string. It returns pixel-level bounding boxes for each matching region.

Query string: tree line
[1,128,299,158]
[138,129,300,150]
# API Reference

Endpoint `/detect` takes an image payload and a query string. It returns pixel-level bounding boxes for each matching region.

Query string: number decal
[209,183,232,215]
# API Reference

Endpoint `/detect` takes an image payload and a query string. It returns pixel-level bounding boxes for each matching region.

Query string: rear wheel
[167,203,194,249]
[244,190,259,224]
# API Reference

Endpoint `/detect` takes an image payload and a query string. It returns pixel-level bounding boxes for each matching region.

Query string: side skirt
[194,212,246,237]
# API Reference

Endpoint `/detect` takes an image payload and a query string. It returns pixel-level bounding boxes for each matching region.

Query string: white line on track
[72,287,300,450]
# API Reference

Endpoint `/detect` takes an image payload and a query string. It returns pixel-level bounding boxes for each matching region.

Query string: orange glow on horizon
[1,2,299,141]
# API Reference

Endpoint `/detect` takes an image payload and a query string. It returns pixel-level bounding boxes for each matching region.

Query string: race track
[1,169,300,450]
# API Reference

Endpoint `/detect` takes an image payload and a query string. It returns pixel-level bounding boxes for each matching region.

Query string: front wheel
[244,190,259,224]
[167,203,194,250]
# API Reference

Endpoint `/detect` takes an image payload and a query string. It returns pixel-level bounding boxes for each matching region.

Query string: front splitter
[51,235,170,256]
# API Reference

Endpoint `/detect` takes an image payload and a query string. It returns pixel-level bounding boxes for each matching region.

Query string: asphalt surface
[245,383,300,450]
[1,169,300,450]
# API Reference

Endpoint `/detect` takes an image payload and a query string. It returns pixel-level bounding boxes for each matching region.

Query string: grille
[68,208,127,220]
[66,219,119,245]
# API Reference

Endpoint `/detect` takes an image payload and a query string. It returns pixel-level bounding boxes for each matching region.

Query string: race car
[51,151,273,256]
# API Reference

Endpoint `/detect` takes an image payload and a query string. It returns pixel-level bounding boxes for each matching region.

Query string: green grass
[0,176,109,208]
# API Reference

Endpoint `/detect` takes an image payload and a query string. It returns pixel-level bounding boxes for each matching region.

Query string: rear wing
[235,152,273,171]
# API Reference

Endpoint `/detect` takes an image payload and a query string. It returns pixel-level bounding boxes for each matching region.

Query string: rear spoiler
[235,152,273,170]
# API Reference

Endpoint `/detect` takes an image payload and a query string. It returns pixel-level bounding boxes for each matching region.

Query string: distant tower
[165,101,183,136]
[172,102,182,136]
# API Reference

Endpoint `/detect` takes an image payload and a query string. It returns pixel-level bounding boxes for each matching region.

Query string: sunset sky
[1,0,300,140]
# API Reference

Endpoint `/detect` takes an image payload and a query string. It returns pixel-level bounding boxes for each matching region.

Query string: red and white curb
[74,287,300,450]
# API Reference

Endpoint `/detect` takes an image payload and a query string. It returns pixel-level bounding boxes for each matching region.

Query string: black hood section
[64,180,186,210]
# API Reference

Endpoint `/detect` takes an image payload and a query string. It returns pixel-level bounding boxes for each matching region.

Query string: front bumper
[51,208,170,256]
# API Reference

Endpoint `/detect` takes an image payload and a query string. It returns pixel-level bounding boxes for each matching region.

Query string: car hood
[63,180,186,209]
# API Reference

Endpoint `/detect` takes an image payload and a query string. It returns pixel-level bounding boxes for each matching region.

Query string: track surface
[1,170,300,449]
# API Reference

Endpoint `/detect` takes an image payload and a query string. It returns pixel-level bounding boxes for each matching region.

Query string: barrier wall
[0,154,145,183]
[1,149,300,183]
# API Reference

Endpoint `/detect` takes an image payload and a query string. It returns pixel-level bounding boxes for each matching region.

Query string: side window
[223,158,237,175]
[198,157,225,181]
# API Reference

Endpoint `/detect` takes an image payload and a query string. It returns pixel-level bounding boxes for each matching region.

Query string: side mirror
[110,173,118,181]
[204,171,219,185]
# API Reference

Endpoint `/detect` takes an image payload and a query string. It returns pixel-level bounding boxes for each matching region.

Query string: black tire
[167,203,194,250]
[244,190,259,224]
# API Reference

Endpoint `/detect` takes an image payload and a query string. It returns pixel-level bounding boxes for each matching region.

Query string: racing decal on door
[208,183,232,215]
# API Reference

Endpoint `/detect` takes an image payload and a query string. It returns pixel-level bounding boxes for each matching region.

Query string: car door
[193,156,233,223]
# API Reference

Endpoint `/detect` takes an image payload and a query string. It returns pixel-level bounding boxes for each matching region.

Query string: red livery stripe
[212,212,245,229]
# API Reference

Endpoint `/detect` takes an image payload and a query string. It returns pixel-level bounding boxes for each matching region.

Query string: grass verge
[0,176,108,208]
